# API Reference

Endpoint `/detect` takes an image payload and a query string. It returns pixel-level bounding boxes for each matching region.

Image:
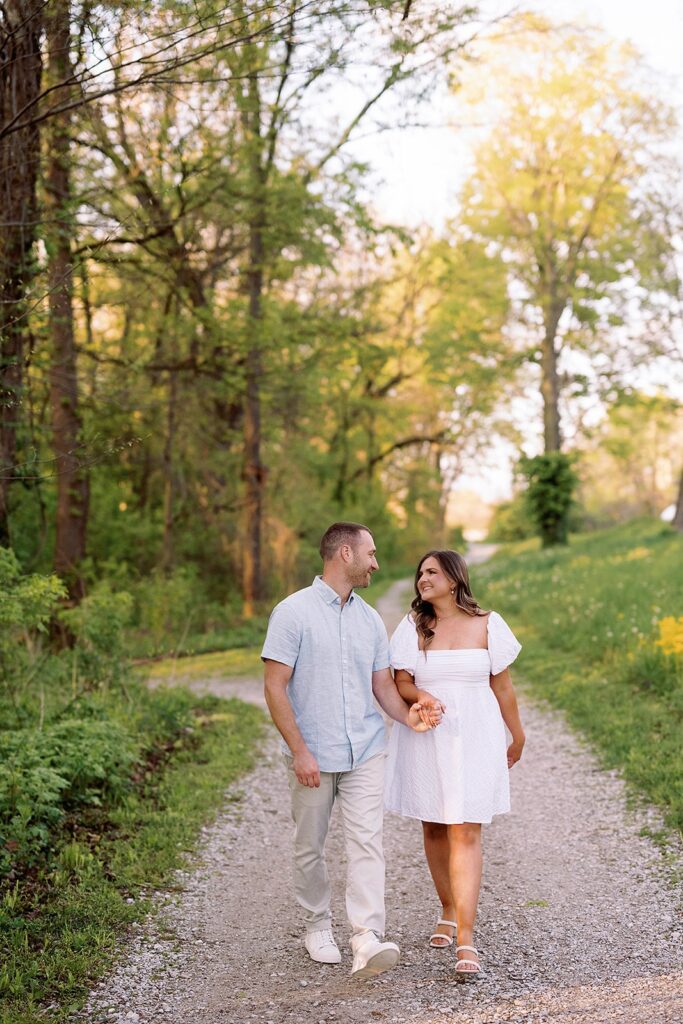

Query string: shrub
[61,585,134,692]
[487,495,536,542]
[519,452,579,546]
[131,567,217,654]
[0,548,66,704]
[0,720,137,873]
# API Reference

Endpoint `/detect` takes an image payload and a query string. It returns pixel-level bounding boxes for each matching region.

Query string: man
[261,521,441,979]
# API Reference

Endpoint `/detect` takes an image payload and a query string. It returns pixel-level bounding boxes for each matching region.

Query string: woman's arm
[395,669,445,719]
[489,668,525,767]
[395,668,420,704]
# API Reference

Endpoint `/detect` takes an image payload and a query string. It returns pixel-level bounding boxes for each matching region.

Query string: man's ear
[339,543,352,563]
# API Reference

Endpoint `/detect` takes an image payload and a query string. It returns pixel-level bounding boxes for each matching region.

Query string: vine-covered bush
[520,452,579,547]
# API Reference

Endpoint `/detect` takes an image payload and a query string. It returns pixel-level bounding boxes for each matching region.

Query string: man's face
[347,530,379,588]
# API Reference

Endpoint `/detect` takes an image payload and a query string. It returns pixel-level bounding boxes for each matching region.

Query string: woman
[384,550,525,981]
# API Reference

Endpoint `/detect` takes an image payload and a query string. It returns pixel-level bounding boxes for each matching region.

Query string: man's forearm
[264,682,309,755]
[372,670,411,725]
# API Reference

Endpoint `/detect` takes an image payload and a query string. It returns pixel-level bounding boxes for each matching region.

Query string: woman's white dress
[384,611,521,825]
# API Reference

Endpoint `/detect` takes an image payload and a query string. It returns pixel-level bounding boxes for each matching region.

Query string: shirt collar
[313,575,355,605]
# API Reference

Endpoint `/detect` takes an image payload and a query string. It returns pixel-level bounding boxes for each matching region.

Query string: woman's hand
[407,700,443,732]
[507,734,525,768]
[415,690,445,728]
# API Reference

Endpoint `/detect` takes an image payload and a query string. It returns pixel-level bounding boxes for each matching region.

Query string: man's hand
[293,749,320,788]
[407,701,443,732]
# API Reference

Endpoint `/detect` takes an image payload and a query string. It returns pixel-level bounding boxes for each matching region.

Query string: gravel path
[77,579,683,1024]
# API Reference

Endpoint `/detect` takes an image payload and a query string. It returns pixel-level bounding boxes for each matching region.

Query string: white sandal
[455,944,481,981]
[428,917,457,948]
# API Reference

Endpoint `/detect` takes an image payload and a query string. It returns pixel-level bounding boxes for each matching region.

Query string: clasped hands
[408,689,445,733]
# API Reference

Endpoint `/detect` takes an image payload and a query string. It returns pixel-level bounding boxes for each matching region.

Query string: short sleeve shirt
[261,576,390,771]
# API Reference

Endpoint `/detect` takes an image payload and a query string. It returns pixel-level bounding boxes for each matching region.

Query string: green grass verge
[128,617,269,660]
[471,518,683,835]
[0,696,264,1024]
[142,646,263,682]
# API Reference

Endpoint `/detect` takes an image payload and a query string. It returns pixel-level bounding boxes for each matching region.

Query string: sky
[346,0,683,506]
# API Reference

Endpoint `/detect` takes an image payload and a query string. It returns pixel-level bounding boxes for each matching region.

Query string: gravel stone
[74,577,683,1024]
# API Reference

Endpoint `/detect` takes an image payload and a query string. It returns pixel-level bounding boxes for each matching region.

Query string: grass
[471,517,683,835]
[142,646,263,682]
[0,695,264,1024]
[128,617,269,660]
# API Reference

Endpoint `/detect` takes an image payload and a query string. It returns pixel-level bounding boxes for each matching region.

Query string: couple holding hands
[262,521,525,982]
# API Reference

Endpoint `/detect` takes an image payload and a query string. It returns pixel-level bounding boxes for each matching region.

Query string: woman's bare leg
[422,820,456,945]
[447,822,482,970]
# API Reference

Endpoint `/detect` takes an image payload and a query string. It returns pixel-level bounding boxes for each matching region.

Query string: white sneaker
[350,933,400,979]
[304,928,341,964]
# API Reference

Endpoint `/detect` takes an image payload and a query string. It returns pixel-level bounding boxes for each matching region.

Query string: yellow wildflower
[625,547,652,561]
[655,616,683,656]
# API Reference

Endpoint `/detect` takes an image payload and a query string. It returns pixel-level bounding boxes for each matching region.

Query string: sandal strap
[456,944,478,954]
[455,959,480,970]
[435,918,457,928]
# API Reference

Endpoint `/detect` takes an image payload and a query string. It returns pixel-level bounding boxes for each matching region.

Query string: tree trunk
[0,1,44,544]
[241,74,267,618]
[242,223,265,617]
[673,467,683,532]
[161,371,178,572]
[45,0,89,599]
[434,446,448,546]
[540,306,563,453]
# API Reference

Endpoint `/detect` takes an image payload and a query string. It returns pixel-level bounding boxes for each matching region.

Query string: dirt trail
[78,578,683,1024]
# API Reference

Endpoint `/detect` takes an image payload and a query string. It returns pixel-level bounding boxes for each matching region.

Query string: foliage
[0,720,136,872]
[458,17,681,451]
[60,585,134,690]
[1,0,517,617]
[0,548,65,704]
[0,562,139,729]
[129,567,221,656]
[577,391,683,525]
[487,494,536,542]
[519,452,579,546]
[0,693,264,1024]
[472,518,683,833]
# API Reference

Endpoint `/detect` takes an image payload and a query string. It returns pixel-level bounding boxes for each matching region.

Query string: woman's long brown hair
[411,549,486,652]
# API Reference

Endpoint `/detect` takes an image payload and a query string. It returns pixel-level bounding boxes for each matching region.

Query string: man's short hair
[319,521,372,561]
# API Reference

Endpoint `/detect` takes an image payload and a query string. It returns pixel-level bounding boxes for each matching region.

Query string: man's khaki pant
[285,752,386,943]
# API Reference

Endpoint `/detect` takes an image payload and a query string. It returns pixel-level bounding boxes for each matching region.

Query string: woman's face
[416,556,454,603]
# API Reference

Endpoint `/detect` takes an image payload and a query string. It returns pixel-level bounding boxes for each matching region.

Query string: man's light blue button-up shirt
[261,576,390,772]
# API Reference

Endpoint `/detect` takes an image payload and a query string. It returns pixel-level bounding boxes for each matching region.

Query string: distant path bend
[78,577,683,1024]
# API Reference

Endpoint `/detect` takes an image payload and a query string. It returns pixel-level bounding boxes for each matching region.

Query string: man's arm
[372,667,442,731]
[263,659,320,788]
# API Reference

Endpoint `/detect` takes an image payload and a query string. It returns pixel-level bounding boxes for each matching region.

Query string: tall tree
[458,19,680,452]
[0,1,44,543]
[45,0,89,598]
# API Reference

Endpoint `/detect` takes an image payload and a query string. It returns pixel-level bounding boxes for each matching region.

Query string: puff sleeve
[487,611,522,675]
[389,614,419,675]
